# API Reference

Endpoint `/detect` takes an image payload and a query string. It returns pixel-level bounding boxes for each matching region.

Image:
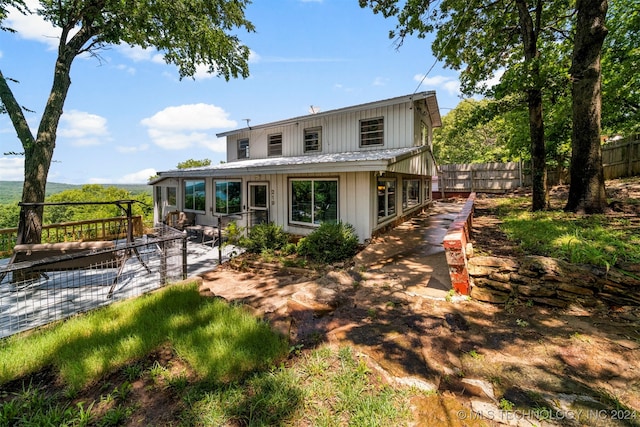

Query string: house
[150,92,442,242]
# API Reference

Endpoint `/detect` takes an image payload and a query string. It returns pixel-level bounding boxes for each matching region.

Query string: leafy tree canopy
[601,0,640,135]
[45,185,152,224]
[0,0,254,244]
[177,158,212,169]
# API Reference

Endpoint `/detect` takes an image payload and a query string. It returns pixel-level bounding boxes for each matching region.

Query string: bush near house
[296,222,359,264]
[238,222,290,253]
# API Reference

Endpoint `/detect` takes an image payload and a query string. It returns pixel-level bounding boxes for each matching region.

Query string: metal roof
[150,146,430,183]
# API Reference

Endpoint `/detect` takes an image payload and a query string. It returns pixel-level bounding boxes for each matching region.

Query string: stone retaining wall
[468,255,640,307]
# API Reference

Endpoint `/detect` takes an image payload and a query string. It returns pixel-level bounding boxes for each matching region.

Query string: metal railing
[0,224,185,339]
[0,216,145,258]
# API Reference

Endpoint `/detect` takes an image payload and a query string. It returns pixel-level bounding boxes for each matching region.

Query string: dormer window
[304,127,322,153]
[268,133,282,156]
[237,138,249,159]
[360,117,384,147]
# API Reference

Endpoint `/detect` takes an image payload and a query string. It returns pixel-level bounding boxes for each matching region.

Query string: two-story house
[150,91,442,242]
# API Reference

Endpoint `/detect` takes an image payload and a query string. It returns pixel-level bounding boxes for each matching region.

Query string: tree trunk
[11,43,76,243]
[565,0,608,213]
[516,0,549,211]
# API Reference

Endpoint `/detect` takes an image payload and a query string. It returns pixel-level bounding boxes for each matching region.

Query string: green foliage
[176,158,212,169]
[433,98,513,164]
[496,197,640,270]
[296,222,359,264]
[0,202,19,228]
[44,185,152,225]
[601,0,640,135]
[2,0,255,242]
[238,222,290,253]
[0,181,105,204]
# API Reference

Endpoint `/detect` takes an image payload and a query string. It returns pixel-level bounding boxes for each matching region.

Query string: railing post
[181,237,187,280]
[217,215,222,264]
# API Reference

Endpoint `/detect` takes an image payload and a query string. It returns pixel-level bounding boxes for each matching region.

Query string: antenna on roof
[309,105,321,114]
[243,118,251,130]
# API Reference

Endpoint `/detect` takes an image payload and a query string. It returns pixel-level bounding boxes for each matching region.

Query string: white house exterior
[150,92,442,242]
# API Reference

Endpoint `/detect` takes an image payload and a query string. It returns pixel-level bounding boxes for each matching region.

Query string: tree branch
[0,69,35,150]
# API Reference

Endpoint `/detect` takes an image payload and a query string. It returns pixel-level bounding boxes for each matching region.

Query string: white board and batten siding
[225,99,425,161]
[264,171,372,243]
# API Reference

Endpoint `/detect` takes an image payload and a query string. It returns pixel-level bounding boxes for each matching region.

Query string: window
[377,178,396,220]
[268,133,282,156]
[290,179,338,225]
[402,179,421,209]
[215,181,242,214]
[166,187,177,206]
[420,121,429,146]
[237,138,249,159]
[184,180,206,212]
[360,117,384,146]
[304,127,322,152]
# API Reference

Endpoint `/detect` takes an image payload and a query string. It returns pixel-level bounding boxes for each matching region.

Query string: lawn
[494,194,640,271]
[0,283,417,426]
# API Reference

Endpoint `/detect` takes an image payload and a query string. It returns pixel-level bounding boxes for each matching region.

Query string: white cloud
[59,110,110,146]
[89,168,157,184]
[414,74,461,96]
[116,144,150,154]
[5,0,70,50]
[372,77,388,87]
[115,64,136,75]
[248,50,261,64]
[0,157,24,181]
[141,104,236,151]
[479,68,505,91]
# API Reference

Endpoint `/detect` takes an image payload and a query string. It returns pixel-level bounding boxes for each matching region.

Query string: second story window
[268,133,282,156]
[304,127,322,153]
[237,138,249,159]
[360,117,384,147]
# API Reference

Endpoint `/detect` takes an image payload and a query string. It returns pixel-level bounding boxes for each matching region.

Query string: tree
[177,158,212,169]
[0,0,254,244]
[359,0,573,210]
[565,0,608,213]
[361,0,610,213]
[45,185,152,224]
[601,0,640,135]
[433,99,513,164]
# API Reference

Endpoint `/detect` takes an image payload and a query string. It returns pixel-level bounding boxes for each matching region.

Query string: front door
[248,183,269,227]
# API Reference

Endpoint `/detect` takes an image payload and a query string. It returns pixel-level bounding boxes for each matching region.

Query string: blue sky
[0,0,465,185]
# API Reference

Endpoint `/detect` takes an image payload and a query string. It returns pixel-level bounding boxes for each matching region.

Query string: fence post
[627,138,634,176]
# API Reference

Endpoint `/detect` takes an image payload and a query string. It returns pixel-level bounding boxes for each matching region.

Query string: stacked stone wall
[468,255,640,307]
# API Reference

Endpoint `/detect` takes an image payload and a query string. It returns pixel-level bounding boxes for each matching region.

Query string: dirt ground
[198,178,640,426]
[4,178,639,426]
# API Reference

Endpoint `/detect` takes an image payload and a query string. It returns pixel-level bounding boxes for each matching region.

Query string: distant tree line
[0,185,153,229]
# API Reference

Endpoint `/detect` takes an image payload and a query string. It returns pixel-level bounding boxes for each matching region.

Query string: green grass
[0,283,288,391]
[0,284,416,426]
[185,346,414,426]
[495,196,640,269]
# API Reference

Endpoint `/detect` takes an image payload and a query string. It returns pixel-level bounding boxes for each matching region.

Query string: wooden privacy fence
[602,134,640,180]
[437,135,640,193]
[438,162,525,193]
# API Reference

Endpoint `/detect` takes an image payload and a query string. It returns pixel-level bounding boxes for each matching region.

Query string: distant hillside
[0,181,152,204]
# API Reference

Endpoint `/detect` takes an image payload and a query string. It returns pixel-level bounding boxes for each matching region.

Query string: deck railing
[0,216,145,258]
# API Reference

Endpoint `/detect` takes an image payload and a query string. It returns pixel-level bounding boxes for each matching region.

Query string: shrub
[296,221,359,263]
[239,222,290,253]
